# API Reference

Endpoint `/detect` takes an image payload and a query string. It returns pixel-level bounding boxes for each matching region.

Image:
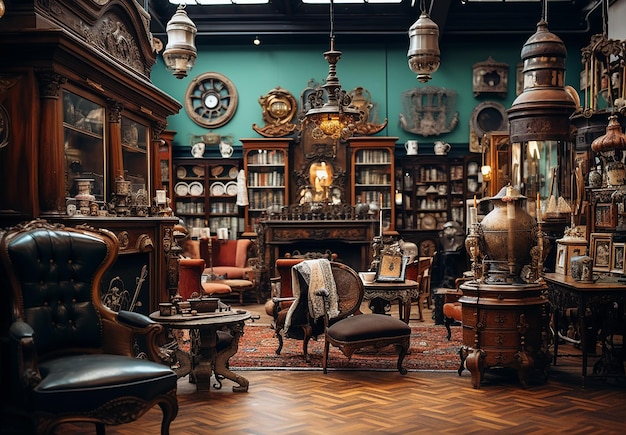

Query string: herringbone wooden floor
[56,355,626,434]
[53,301,626,434]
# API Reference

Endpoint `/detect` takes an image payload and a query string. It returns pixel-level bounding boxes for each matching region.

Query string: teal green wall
[152,35,585,155]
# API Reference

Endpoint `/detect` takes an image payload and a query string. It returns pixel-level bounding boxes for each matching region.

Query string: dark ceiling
[148,0,605,46]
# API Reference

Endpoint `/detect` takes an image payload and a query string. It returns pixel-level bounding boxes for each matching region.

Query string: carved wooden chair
[0,220,178,435]
[313,262,412,374]
[405,256,434,321]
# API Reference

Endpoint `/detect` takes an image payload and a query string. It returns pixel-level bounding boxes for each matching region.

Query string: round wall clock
[185,72,238,128]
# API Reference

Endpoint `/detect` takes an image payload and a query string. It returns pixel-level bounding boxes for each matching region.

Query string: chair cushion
[202,282,232,295]
[327,314,411,342]
[443,302,462,321]
[35,354,177,413]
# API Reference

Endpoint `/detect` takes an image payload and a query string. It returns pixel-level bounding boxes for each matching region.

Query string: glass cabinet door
[121,115,150,203]
[63,90,106,202]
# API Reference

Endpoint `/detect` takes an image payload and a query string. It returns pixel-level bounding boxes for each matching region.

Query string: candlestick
[470,206,478,226]
[379,193,383,238]
[474,195,477,209]
[536,193,541,222]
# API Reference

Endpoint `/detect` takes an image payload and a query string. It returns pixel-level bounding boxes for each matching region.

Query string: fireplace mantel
[258,219,376,273]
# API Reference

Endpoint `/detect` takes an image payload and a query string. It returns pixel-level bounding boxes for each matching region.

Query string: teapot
[434,141,451,155]
[219,141,234,158]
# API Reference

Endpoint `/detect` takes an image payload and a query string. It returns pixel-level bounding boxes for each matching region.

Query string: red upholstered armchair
[199,237,255,279]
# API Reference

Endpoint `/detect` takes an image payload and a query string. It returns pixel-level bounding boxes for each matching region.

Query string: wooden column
[37,70,67,215]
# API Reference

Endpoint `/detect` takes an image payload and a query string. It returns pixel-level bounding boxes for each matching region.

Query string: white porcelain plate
[210,182,225,196]
[175,182,189,196]
[225,181,238,196]
[188,181,204,196]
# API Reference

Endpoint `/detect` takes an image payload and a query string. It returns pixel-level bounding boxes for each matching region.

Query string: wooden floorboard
[48,302,626,434]
[55,364,626,435]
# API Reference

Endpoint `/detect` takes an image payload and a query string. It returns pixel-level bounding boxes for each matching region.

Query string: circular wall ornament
[469,101,508,152]
[185,72,238,128]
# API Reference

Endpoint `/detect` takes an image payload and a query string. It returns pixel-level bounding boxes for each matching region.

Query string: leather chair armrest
[9,320,42,389]
[117,310,157,328]
[101,312,168,364]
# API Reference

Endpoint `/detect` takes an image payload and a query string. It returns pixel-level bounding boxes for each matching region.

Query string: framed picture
[595,203,616,229]
[590,232,612,272]
[611,242,625,275]
[376,255,409,282]
[555,240,588,275]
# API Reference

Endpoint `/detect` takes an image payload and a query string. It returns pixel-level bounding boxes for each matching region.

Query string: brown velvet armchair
[0,220,178,435]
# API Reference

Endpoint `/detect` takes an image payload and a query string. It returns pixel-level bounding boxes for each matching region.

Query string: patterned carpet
[230,322,464,371]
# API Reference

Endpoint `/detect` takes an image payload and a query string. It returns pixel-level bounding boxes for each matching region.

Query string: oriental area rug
[229,323,464,372]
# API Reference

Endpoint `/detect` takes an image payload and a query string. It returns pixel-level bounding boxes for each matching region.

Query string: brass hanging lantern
[407,0,440,83]
[163,5,197,79]
[507,19,576,142]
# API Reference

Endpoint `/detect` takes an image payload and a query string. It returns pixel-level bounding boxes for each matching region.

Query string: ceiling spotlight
[253,36,261,46]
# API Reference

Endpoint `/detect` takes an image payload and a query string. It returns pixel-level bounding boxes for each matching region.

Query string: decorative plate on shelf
[175,182,189,196]
[192,165,205,177]
[422,214,437,230]
[176,166,187,179]
[211,166,224,177]
[225,181,238,196]
[228,167,239,179]
[210,182,225,196]
[188,181,204,196]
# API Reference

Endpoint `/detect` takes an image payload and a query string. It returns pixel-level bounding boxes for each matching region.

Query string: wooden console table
[150,310,251,392]
[543,273,626,386]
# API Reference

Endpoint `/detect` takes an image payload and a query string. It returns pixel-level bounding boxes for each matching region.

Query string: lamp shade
[591,114,626,155]
[407,12,440,83]
[163,5,197,79]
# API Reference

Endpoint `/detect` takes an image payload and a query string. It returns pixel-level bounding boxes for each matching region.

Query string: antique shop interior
[1,0,626,434]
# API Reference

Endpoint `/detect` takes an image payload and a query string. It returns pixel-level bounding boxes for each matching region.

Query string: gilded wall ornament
[348,87,388,135]
[252,87,298,137]
[399,87,459,136]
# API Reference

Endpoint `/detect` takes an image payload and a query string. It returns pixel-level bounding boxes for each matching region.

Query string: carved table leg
[465,348,486,389]
[214,320,249,392]
[192,327,218,390]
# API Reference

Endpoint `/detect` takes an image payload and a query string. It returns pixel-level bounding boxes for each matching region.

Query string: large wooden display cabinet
[250,133,397,272]
[172,157,243,237]
[395,154,485,256]
[0,1,182,313]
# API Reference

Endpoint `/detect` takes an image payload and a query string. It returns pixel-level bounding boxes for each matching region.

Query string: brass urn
[480,185,536,282]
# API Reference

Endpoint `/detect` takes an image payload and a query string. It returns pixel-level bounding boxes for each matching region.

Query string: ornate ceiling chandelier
[303,0,361,142]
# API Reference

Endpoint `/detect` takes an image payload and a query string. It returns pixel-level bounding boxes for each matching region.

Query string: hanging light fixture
[407,0,440,83]
[304,0,361,142]
[163,4,197,79]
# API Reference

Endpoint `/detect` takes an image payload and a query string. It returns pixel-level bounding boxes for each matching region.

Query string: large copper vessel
[480,186,536,280]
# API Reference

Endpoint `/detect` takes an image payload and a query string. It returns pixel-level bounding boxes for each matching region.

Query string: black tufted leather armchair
[0,219,178,435]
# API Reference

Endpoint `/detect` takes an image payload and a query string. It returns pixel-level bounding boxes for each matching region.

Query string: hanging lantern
[407,3,440,84]
[163,5,197,79]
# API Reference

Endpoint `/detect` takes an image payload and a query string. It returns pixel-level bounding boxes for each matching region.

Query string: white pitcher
[434,141,451,155]
[219,141,234,158]
[405,140,418,155]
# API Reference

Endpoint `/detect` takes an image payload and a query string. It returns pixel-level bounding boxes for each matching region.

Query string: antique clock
[185,72,238,128]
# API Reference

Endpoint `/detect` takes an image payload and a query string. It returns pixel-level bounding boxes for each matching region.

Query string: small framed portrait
[554,240,588,276]
[595,203,616,230]
[611,242,625,275]
[590,232,612,272]
[555,243,567,275]
[376,254,409,282]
